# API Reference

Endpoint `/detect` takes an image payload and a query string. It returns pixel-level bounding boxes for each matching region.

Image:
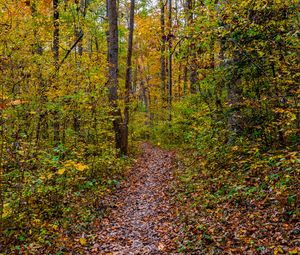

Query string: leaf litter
[79,143,182,255]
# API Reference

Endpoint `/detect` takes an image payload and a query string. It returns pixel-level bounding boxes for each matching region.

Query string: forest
[0,0,299,254]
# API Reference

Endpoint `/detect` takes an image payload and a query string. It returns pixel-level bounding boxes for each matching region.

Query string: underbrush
[1,136,132,254]
[176,145,299,254]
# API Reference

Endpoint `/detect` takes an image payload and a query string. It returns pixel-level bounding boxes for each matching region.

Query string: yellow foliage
[48,173,54,179]
[75,163,89,171]
[274,246,284,254]
[2,203,10,218]
[79,237,87,246]
[63,160,75,168]
[288,249,299,254]
[52,224,59,231]
[57,168,66,175]
[61,160,89,172]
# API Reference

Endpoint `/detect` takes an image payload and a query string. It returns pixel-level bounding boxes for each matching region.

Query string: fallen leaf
[158,242,165,251]
[57,168,65,175]
[79,237,87,246]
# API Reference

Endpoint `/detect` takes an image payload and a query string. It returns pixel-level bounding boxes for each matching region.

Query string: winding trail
[90,143,181,254]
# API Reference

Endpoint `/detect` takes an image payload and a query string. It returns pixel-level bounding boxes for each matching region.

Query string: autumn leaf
[75,163,89,171]
[158,242,165,251]
[2,203,11,218]
[57,168,66,175]
[79,237,87,246]
[288,248,300,254]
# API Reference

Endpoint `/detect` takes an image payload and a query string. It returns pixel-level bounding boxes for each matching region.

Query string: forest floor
[72,143,182,254]
[31,142,298,255]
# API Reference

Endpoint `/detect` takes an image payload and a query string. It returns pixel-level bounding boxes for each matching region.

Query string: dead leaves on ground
[176,147,300,254]
[71,143,181,254]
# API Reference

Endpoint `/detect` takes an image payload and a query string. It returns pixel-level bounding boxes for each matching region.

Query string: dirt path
[89,143,181,255]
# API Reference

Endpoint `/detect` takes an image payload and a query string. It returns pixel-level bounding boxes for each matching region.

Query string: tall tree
[168,0,173,118]
[186,0,198,93]
[107,0,123,155]
[75,0,87,57]
[31,0,48,144]
[160,0,166,97]
[73,0,88,135]
[53,0,59,71]
[122,0,135,155]
[53,0,60,143]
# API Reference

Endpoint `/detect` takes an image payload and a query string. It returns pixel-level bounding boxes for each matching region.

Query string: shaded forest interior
[0,0,299,254]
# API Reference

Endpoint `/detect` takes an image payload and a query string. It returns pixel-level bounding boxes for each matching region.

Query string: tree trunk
[228,50,243,139]
[168,0,172,120]
[31,1,48,144]
[122,0,135,155]
[107,0,123,155]
[183,64,188,95]
[140,79,149,115]
[53,0,59,71]
[73,0,88,136]
[160,0,167,98]
[76,0,87,56]
[53,0,60,144]
[186,0,198,93]
[177,62,182,98]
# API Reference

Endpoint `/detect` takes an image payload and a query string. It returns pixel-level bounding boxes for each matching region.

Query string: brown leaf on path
[158,242,165,251]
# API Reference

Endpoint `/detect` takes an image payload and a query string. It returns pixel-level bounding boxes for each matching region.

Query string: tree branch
[57,32,84,71]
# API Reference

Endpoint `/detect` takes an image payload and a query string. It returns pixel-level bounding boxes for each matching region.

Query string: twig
[171,37,186,56]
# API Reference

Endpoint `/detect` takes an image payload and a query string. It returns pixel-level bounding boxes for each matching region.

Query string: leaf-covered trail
[89,143,181,254]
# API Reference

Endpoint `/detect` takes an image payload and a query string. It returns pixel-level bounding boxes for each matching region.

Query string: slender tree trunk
[107,0,123,154]
[137,60,150,121]
[31,1,48,144]
[77,0,87,56]
[122,0,135,155]
[160,0,166,98]
[140,79,149,114]
[210,40,215,69]
[73,0,88,135]
[183,64,188,95]
[132,57,138,94]
[53,0,59,71]
[228,50,242,139]
[186,0,198,93]
[53,0,60,144]
[168,0,172,120]
[177,63,182,98]
[0,80,5,232]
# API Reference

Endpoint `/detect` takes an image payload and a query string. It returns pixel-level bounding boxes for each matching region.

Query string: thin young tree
[53,0,60,143]
[160,0,166,97]
[122,0,135,155]
[107,0,123,155]
[168,0,173,119]
[186,0,198,93]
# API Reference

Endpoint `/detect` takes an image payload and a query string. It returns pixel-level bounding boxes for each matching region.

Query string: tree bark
[107,0,123,155]
[122,0,135,155]
[53,0,60,144]
[160,0,166,98]
[183,64,188,95]
[73,0,88,135]
[168,0,172,120]
[53,0,59,71]
[31,1,48,144]
[186,0,198,93]
[228,50,243,139]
